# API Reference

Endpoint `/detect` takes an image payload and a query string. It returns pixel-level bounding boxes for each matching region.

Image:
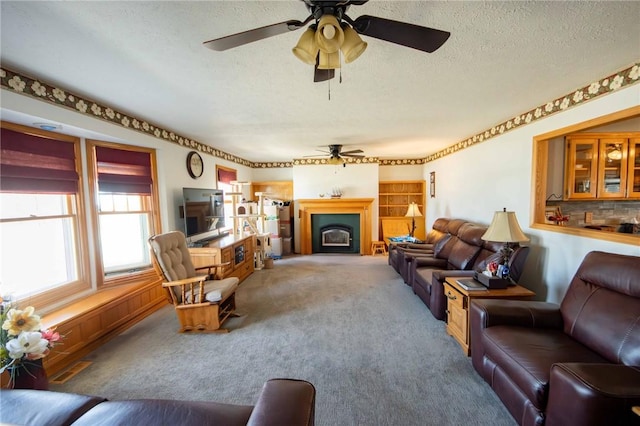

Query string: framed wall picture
[544,207,557,224]
[430,172,436,198]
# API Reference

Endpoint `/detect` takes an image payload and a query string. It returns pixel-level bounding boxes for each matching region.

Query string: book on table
[455,278,488,291]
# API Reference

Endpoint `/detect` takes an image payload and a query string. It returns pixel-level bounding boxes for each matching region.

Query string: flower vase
[9,359,49,390]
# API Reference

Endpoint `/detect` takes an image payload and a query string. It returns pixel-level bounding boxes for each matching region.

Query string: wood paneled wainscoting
[1,279,167,386]
[298,198,374,255]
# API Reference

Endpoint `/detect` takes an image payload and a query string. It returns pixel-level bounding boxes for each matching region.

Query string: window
[87,141,161,286]
[0,122,89,307]
[216,165,237,230]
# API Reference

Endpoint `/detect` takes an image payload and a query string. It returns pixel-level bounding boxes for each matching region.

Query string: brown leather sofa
[396,218,529,321]
[387,217,450,278]
[470,251,640,426]
[0,378,316,426]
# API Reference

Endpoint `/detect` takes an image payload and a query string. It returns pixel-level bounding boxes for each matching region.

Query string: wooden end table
[444,277,535,356]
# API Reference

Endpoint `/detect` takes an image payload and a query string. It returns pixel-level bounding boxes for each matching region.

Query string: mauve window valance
[217,167,236,184]
[95,146,152,195]
[0,128,79,194]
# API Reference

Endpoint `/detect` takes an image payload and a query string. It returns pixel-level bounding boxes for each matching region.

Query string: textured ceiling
[1,1,639,163]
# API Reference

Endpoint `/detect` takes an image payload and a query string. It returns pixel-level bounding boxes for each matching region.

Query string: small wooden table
[444,277,535,356]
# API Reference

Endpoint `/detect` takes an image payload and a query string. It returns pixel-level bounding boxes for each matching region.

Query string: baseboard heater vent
[50,361,92,384]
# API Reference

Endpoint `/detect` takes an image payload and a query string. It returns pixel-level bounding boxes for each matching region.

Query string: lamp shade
[292,27,319,65]
[317,51,341,70]
[315,15,344,53]
[405,203,423,218]
[481,209,529,243]
[341,24,367,63]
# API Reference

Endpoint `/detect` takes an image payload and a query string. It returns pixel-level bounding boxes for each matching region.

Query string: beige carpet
[52,254,516,426]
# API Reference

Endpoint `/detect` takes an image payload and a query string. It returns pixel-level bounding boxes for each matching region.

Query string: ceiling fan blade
[340,149,364,155]
[204,20,307,51]
[351,15,450,53]
[341,153,365,158]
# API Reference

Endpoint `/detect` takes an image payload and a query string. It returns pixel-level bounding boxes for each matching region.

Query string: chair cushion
[482,326,608,410]
[185,277,239,304]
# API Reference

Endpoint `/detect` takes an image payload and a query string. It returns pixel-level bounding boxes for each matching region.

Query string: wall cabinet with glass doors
[565,133,640,200]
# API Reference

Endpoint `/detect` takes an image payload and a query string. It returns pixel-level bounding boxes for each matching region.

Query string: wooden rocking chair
[148,231,240,333]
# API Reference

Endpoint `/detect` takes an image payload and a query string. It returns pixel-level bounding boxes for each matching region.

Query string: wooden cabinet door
[444,284,467,345]
[565,137,598,199]
[627,137,640,198]
[597,138,628,198]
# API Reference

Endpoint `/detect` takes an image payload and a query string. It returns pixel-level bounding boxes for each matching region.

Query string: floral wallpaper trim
[2,63,639,169]
[419,62,640,164]
[0,67,255,168]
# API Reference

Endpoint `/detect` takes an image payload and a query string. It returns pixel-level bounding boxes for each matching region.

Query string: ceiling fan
[203,0,450,82]
[304,144,365,166]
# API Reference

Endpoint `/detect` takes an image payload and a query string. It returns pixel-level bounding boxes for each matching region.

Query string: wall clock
[186,151,203,179]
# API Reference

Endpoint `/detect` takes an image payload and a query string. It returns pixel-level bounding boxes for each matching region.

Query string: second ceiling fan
[304,144,365,166]
[203,0,450,82]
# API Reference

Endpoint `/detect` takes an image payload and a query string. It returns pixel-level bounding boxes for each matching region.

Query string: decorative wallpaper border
[1,62,639,169]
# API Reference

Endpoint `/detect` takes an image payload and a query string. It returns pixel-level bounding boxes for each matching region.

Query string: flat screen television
[182,187,226,244]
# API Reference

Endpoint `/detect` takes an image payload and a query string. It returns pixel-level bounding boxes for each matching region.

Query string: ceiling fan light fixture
[292,27,319,65]
[327,156,345,165]
[317,50,341,70]
[315,15,344,53]
[341,24,367,63]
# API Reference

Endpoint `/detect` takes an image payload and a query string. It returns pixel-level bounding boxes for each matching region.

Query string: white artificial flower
[545,102,554,112]
[534,108,542,118]
[630,65,639,80]
[6,331,49,359]
[121,117,130,127]
[91,103,102,115]
[560,98,570,110]
[105,108,115,119]
[0,69,6,78]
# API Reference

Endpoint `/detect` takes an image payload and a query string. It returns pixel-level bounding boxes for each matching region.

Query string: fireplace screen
[321,225,352,247]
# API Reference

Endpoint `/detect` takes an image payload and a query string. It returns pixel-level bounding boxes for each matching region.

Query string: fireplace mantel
[298,198,374,255]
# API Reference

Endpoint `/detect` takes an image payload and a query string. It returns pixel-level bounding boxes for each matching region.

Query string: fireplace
[298,198,374,255]
[314,219,357,253]
[321,225,352,247]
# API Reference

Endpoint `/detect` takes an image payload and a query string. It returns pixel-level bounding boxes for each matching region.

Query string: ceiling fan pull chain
[328,75,331,100]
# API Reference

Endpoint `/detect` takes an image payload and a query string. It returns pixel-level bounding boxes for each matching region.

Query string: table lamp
[481,208,530,270]
[405,202,423,238]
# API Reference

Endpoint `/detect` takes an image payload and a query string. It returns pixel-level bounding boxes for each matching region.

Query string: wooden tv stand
[189,234,255,283]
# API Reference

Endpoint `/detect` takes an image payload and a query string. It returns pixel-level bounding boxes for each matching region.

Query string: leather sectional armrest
[470,299,563,329]
[247,378,316,426]
[546,363,640,426]
[432,270,475,281]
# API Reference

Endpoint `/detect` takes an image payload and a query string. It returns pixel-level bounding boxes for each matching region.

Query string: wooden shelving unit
[379,181,425,217]
[378,180,426,241]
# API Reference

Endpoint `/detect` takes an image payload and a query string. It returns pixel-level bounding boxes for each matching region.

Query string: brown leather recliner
[0,378,316,426]
[409,223,515,320]
[387,217,451,275]
[470,251,640,426]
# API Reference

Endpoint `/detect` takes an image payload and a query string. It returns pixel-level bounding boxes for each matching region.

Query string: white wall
[291,163,379,252]
[3,83,639,303]
[422,85,640,303]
